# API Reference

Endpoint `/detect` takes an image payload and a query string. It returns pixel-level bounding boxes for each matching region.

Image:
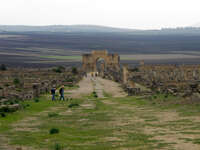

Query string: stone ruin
[123,63,200,97]
[0,67,82,113]
[82,50,200,98]
[82,50,120,73]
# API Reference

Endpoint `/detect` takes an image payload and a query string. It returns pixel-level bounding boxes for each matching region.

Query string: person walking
[59,85,65,100]
[51,87,56,101]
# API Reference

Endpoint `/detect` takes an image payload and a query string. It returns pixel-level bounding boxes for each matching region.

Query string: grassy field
[39,55,82,61]
[1,94,200,150]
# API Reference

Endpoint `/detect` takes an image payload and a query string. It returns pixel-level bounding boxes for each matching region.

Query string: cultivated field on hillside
[1,32,200,67]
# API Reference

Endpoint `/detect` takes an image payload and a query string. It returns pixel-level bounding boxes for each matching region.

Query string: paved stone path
[91,77,105,98]
[66,75,93,98]
[66,74,127,98]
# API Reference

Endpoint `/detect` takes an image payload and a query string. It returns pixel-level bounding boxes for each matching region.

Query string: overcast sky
[0,0,200,29]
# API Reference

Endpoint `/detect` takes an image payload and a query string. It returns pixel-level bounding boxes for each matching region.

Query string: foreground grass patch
[2,95,200,149]
[0,95,57,132]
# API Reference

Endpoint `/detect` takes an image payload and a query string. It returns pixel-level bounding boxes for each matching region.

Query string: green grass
[1,94,200,149]
[40,55,82,60]
[0,95,58,132]
[103,91,112,98]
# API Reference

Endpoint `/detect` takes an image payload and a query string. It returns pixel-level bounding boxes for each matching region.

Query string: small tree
[13,78,20,85]
[0,64,7,71]
[72,67,78,75]
[52,66,65,73]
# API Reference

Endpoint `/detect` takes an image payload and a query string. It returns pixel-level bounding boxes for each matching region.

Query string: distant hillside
[1,25,200,67]
[1,25,200,35]
[0,25,135,33]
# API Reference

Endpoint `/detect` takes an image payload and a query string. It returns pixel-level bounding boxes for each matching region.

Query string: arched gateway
[82,50,120,72]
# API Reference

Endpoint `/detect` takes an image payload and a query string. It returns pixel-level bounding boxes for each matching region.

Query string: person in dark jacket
[51,87,56,101]
[59,85,65,100]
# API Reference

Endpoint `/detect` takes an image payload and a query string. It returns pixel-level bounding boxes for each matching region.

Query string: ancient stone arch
[82,50,120,72]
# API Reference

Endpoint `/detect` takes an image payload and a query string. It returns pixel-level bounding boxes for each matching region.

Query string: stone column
[33,83,40,98]
[123,64,129,84]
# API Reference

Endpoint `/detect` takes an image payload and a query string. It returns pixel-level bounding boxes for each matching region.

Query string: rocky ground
[1,76,200,150]
[66,74,127,98]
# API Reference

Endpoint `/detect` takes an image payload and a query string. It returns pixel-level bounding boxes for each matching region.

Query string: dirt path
[66,75,127,98]
[92,77,105,98]
[97,77,127,97]
[66,76,93,98]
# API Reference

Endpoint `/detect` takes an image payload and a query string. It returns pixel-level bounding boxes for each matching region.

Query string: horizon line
[0,24,199,31]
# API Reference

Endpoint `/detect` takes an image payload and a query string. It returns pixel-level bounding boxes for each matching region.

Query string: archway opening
[96,58,106,76]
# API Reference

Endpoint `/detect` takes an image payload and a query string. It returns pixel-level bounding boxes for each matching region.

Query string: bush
[2,107,9,113]
[68,103,79,108]
[3,101,8,105]
[64,77,75,82]
[53,66,65,73]
[131,67,139,72]
[0,113,6,117]
[4,83,9,87]
[0,96,5,99]
[72,67,78,75]
[34,98,39,103]
[48,112,59,117]
[92,91,98,98]
[0,64,7,71]
[14,100,19,104]
[9,101,14,105]
[49,128,59,134]
[54,143,63,150]
[13,78,20,85]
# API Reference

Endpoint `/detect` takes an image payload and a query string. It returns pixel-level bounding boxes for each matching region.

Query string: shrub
[3,101,8,105]
[0,64,7,71]
[13,78,20,85]
[64,77,75,82]
[53,66,65,73]
[68,103,79,108]
[156,91,160,94]
[34,98,39,103]
[92,91,98,98]
[49,128,59,134]
[2,107,9,113]
[0,113,6,117]
[0,96,5,99]
[131,67,139,72]
[48,112,59,117]
[54,143,63,150]
[4,83,9,87]
[9,101,14,105]
[14,100,19,104]
[148,97,152,101]
[72,67,78,75]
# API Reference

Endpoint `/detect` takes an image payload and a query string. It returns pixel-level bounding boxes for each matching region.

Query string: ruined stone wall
[82,50,120,72]
[0,68,82,101]
[127,64,200,95]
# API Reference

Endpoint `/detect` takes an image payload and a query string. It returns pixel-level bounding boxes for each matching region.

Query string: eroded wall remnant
[82,50,120,72]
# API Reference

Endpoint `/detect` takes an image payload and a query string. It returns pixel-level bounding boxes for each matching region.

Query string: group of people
[51,85,65,101]
[91,72,98,77]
